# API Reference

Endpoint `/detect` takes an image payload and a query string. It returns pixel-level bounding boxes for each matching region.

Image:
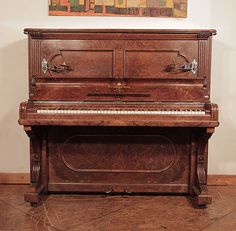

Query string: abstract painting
[49,0,187,17]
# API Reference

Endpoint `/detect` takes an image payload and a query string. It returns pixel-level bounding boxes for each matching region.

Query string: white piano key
[36,108,206,116]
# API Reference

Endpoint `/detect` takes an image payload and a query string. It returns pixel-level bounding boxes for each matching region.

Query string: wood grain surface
[0,185,236,231]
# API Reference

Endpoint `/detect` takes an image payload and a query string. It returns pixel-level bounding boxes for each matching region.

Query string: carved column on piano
[24,126,45,206]
[192,127,215,207]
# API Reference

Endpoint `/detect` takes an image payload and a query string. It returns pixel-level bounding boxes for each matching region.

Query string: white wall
[0,0,235,174]
[209,0,236,174]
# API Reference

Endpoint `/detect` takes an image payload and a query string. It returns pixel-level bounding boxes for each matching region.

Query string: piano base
[23,125,215,208]
[24,189,213,208]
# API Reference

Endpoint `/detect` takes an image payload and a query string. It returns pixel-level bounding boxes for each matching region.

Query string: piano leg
[24,185,45,207]
[192,128,214,207]
[24,126,46,207]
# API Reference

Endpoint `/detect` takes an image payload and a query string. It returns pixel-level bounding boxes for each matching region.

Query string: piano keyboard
[36,109,206,115]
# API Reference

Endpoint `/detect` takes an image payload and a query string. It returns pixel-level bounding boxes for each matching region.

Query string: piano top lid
[24,28,217,38]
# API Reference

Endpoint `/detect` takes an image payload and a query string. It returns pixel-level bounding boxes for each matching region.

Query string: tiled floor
[0,185,236,231]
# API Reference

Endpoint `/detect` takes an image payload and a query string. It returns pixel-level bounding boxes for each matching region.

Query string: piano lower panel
[48,127,192,194]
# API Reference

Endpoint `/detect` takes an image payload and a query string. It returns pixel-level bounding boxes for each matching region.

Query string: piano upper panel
[26,29,215,103]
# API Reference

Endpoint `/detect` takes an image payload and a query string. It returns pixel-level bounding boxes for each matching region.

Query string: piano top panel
[24,28,217,39]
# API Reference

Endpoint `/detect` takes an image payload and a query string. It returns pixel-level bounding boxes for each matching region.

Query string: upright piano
[19,29,219,207]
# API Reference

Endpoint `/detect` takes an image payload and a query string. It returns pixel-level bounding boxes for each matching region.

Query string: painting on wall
[49,0,188,18]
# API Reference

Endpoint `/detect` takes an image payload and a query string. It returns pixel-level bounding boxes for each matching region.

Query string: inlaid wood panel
[40,40,118,78]
[125,50,192,78]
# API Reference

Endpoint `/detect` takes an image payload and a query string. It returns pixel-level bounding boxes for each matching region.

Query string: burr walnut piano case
[19,29,219,207]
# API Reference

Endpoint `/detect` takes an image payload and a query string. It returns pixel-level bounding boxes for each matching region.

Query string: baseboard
[0,173,236,186]
[207,175,236,186]
[0,173,30,184]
